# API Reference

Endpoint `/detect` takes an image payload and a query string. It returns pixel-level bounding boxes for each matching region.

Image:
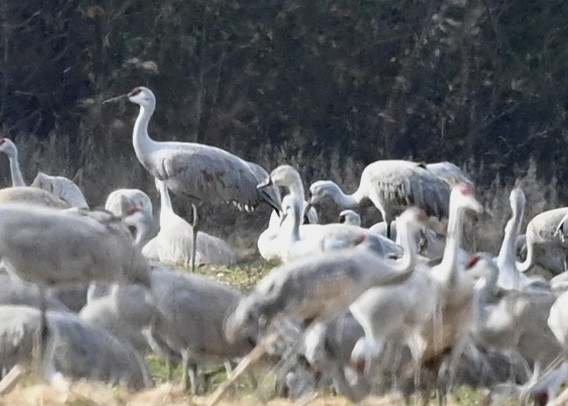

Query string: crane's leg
[191,203,199,273]
[34,285,47,373]
[386,220,392,240]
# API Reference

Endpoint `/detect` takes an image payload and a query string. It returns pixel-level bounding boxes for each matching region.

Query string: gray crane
[149,267,255,394]
[224,208,427,345]
[0,305,150,390]
[0,204,150,287]
[308,159,451,239]
[104,87,281,271]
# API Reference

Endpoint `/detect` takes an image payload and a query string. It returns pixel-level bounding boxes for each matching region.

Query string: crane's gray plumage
[149,267,255,393]
[106,86,281,213]
[225,210,426,344]
[0,204,150,286]
[426,161,474,187]
[309,160,451,238]
[0,186,69,208]
[31,172,89,209]
[80,284,155,354]
[0,274,69,312]
[0,305,150,389]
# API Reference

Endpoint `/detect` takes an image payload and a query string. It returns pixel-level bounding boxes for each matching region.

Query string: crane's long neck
[8,151,25,187]
[132,104,159,164]
[327,182,365,209]
[157,181,174,225]
[435,204,466,285]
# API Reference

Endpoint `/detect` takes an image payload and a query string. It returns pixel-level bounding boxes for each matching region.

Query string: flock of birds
[0,86,567,404]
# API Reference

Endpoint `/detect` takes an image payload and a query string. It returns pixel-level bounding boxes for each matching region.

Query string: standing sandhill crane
[0,204,150,287]
[152,179,236,270]
[517,207,568,273]
[149,267,255,394]
[104,86,281,269]
[0,138,25,187]
[0,305,150,389]
[348,185,483,399]
[466,253,560,369]
[224,208,427,344]
[31,172,89,209]
[308,159,451,239]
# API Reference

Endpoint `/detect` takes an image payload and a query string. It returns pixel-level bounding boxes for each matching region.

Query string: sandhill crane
[0,186,69,208]
[308,159,451,238]
[0,138,25,187]
[152,179,236,270]
[347,185,483,403]
[104,86,281,268]
[518,207,568,273]
[426,161,474,187]
[31,172,88,209]
[467,253,560,369]
[0,204,150,287]
[224,207,427,345]
[149,267,255,394]
[0,274,69,312]
[79,283,155,354]
[0,305,150,389]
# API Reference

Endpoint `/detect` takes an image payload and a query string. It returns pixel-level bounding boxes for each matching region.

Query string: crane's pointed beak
[257,177,273,190]
[102,93,128,104]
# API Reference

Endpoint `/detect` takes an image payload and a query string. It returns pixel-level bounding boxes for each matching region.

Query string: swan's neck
[282,203,302,245]
[436,206,465,285]
[132,105,159,163]
[134,214,154,249]
[8,152,25,187]
[497,203,529,280]
[328,183,364,209]
[157,182,174,225]
[516,235,534,273]
[394,220,419,273]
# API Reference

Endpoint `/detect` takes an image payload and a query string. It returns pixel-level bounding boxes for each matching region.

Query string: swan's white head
[127,86,156,109]
[451,184,483,214]
[0,138,18,158]
[270,165,303,188]
[308,180,338,205]
[509,187,526,216]
[338,209,361,226]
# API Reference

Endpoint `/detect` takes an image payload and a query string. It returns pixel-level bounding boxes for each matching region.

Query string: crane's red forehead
[128,87,143,97]
[459,184,474,195]
[466,255,480,268]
